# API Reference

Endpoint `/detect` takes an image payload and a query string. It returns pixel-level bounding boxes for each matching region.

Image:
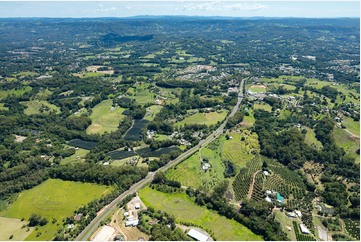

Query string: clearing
[21,100,60,115]
[0,217,34,241]
[0,179,113,241]
[86,99,126,134]
[175,111,227,127]
[139,187,262,241]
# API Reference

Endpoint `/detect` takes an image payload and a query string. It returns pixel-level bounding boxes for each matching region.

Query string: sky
[0,1,359,18]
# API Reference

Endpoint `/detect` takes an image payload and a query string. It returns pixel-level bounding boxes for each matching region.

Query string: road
[76,78,246,241]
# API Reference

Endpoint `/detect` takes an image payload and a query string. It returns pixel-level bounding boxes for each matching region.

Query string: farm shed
[299,224,311,234]
[187,229,209,241]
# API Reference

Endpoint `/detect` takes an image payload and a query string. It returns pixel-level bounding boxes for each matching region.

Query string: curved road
[76,78,246,241]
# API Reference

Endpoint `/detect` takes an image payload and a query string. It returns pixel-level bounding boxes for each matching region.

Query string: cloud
[96,4,117,12]
[182,2,268,12]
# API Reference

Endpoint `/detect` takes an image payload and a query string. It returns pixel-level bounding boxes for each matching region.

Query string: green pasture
[0,179,113,241]
[21,100,60,115]
[0,86,32,100]
[243,109,256,126]
[175,111,227,127]
[139,187,262,241]
[61,148,89,164]
[86,99,126,134]
[332,127,360,164]
[144,105,163,121]
[253,103,272,112]
[0,103,8,111]
[0,217,34,241]
[304,127,323,150]
[343,117,360,137]
[248,85,267,93]
[166,148,225,192]
[221,131,260,169]
[35,89,53,100]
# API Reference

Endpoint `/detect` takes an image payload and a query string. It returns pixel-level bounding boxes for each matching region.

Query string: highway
[76,78,245,241]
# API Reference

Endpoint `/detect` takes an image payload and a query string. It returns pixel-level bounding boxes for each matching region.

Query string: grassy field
[21,100,61,115]
[0,179,113,241]
[35,89,53,100]
[0,86,32,100]
[253,103,272,112]
[0,103,8,111]
[0,217,34,241]
[243,109,256,127]
[274,210,296,241]
[61,148,89,164]
[249,85,267,93]
[86,99,126,134]
[143,105,163,121]
[175,111,227,127]
[139,187,262,241]
[343,117,360,137]
[131,83,155,105]
[304,127,323,150]
[221,131,260,169]
[166,148,225,191]
[332,127,360,164]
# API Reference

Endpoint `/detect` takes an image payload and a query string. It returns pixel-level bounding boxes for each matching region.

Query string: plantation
[139,187,262,241]
[292,221,315,241]
[175,110,227,127]
[123,119,149,141]
[135,146,181,158]
[0,179,113,241]
[21,100,61,115]
[232,156,263,201]
[68,139,98,150]
[108,149,136,160]
[344,219,360,240]
[86,99,126,134]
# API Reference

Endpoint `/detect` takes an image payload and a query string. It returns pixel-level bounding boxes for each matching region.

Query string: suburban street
[76,78,246,241]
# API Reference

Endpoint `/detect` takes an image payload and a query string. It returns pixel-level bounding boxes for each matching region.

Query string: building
[187,229,209,241]
[295,210,302,218]
[125,217,139,227]
[287,212,296,218]
[299,224,311,234]
[265,196,272,203]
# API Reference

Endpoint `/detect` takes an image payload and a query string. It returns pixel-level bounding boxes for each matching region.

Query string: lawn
[274,210,296,241]
[143,105,163,121]
[332,127,360,164]
[166,148,225,192]
[0,217,34,241]
[0,86,32,100]
[221,131,260,169]
[253,103,272,112]
[0,179,113,241]
[175,111,227,127]
[21,100,60,115]
[139,187,262,241]
[61,148,89,164]
[304,127,323,150]
[86,99,126,134]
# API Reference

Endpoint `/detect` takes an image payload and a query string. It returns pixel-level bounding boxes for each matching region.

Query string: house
[299,224,311,234]
[74,213,83,221]
[202,163,211,171]
[135,203,140,209]
[125,218,139,227]
[187,229,209,241]
[265,196,272,203]
[295,210,302,218]
[263,171,269,176]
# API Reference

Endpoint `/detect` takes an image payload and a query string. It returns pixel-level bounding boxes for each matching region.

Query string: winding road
[76,78,246,241]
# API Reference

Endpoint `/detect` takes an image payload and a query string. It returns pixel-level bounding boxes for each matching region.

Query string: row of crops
[108,146,181,159]
[232,156,263,201]
[344,219,360,240]
[68,139,98,150]
[292,221,315,241]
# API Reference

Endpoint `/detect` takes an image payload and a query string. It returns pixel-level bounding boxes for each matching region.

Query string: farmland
[0,217,34,241]
[139,186,262,241]
[175,110,227,127]
[68,139,98,150]
[166,148,225,191]
[0,179,113,241]
[86,99,126,134]
[21,100,60,115]
[332,127,360,163]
